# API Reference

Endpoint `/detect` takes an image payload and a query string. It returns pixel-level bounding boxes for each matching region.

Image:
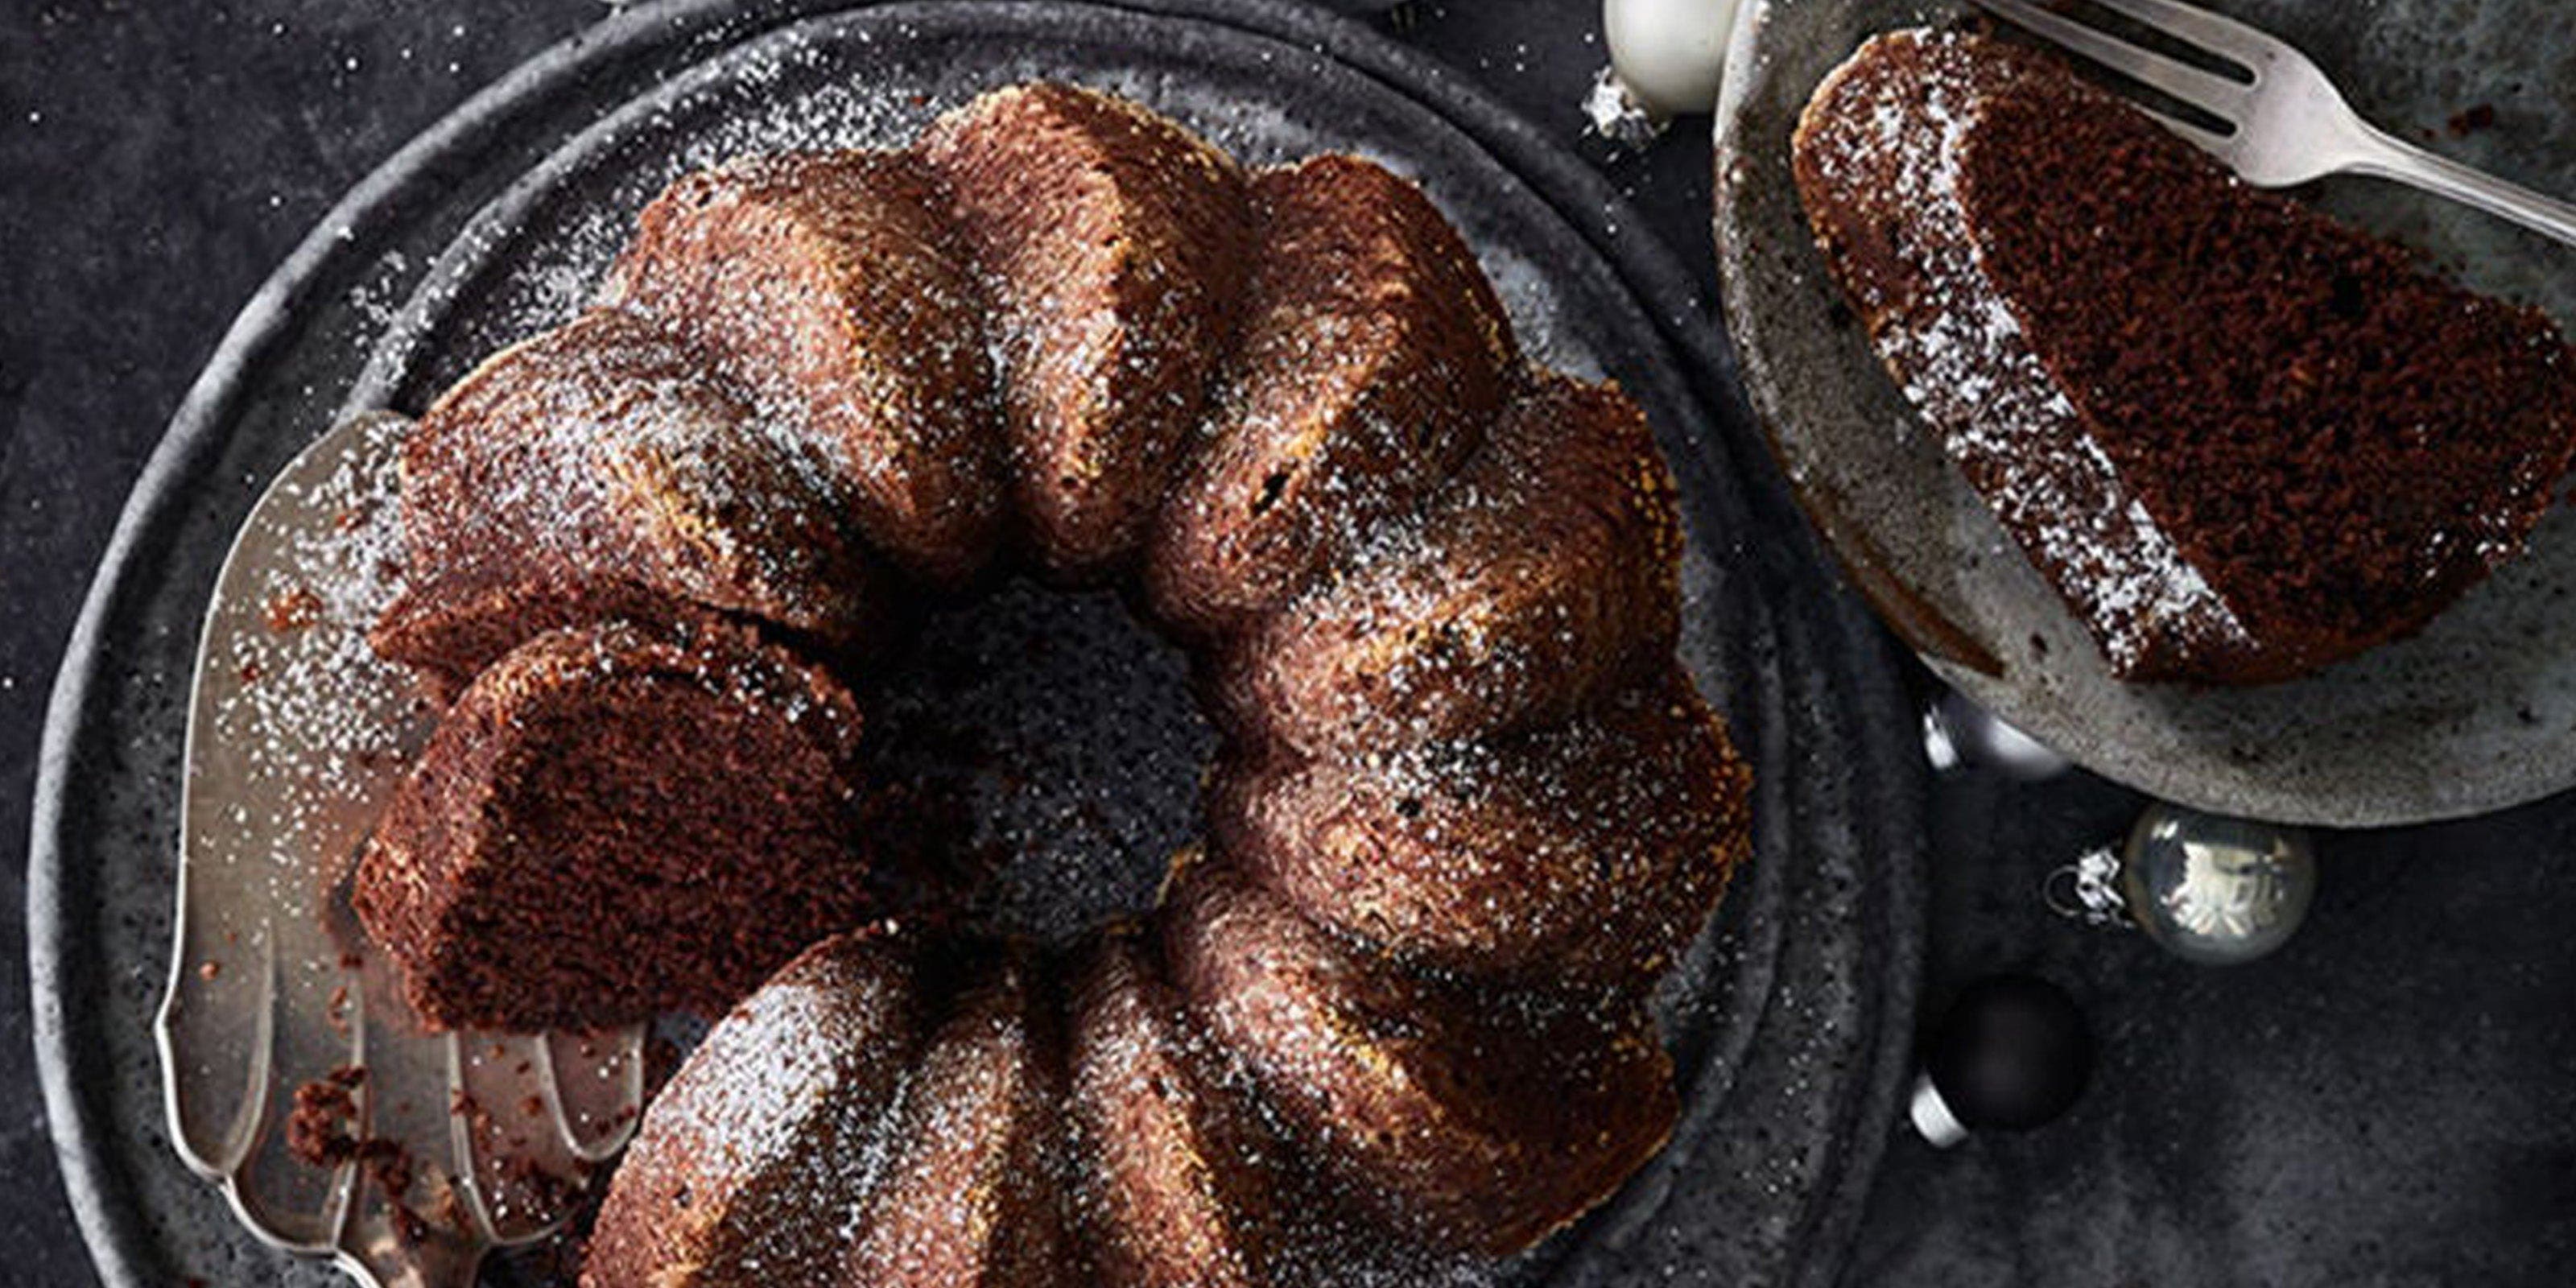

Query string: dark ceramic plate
[34,2,1927,1286]
[1715,0,2576,826]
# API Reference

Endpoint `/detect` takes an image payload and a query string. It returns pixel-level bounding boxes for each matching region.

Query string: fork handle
[2345,126,2576,249]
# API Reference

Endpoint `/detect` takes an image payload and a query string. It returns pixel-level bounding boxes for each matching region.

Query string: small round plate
[1714,0,2576,827]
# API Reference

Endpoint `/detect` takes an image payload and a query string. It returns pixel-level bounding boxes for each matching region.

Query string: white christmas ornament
[1604,0,1742,116]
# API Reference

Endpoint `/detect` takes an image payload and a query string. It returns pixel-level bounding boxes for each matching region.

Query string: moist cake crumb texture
[1793,29,2576,683]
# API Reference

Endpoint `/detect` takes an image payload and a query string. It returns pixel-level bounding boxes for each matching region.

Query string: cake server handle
[2342,124,2576,250]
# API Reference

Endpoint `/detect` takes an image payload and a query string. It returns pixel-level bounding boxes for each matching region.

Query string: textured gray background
[3,2,2571,1286]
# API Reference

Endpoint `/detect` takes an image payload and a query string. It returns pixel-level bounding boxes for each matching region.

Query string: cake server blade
[155,409,643,1288]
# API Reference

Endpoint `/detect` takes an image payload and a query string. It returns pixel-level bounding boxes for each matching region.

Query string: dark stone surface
[1853,722,2576,1285]
[3,2,2568,1286]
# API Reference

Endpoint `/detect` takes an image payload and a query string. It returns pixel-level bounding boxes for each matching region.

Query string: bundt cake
[1793,28,2576,683]
[353,81,1752,1283]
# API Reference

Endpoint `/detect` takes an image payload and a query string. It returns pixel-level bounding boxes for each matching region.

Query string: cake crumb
[263,586,325,633]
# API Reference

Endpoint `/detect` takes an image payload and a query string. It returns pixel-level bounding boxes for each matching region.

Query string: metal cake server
[155,409,645,1288]
[1977,0,2576,246]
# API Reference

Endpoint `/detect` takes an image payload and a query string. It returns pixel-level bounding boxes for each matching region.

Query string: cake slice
[1146,155,1519,634]
[603,149,1008,586]
[1794,29,2576,683]
[1210,670,1750,987]
[353,616,869,1030]
[584,927,921,1288]
[1159,859,1675,1256]
[1213,371,1681,754]
[921,84,1253,577]
[374,308,881,697]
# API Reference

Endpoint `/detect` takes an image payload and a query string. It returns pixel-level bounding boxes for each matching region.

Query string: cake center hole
[861,578,1214,943]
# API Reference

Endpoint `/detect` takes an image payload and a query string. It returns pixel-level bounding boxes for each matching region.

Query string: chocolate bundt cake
[354,81,1752,1283]
[357,615,869,1031]
[1794,29,2576,683]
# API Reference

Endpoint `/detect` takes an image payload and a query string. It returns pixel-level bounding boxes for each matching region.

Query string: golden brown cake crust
[922,84,1253,578]
[1158,861,1678,1257]
[1214,371,1681,755]
[583,928,920,1288]
[1146,155,1519,634]
[604,149,1009,586]
[1065,927,1289,1288]
[1212,670,1750,987]
[844,952,1073,1287]
[382,308,882,694]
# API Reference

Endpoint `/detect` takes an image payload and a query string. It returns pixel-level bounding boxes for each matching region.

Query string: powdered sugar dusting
[397,311,875,652]
[594,933,912,1279]
[304,49,1736,1287]
[206,408,423,880]
[1802,29,2252,671]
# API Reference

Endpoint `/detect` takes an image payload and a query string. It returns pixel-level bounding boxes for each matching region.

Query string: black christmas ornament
[1909,974,2094,1147]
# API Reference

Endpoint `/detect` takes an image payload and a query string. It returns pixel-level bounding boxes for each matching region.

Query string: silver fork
[1974,0,2576,247]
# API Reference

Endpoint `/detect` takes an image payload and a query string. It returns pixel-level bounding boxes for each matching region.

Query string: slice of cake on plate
[1794,28,2576,684]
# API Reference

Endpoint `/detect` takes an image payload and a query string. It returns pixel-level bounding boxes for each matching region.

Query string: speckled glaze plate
[34,3,1927,1286]
[1715,0,2576,827]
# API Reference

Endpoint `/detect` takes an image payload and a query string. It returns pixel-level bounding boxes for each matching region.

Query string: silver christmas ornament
[2048,803,2318,966]
[1922,690,2072,780]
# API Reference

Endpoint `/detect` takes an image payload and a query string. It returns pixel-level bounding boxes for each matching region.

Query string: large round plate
[34,2,1927,1286]
[1715,0,2576,826]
